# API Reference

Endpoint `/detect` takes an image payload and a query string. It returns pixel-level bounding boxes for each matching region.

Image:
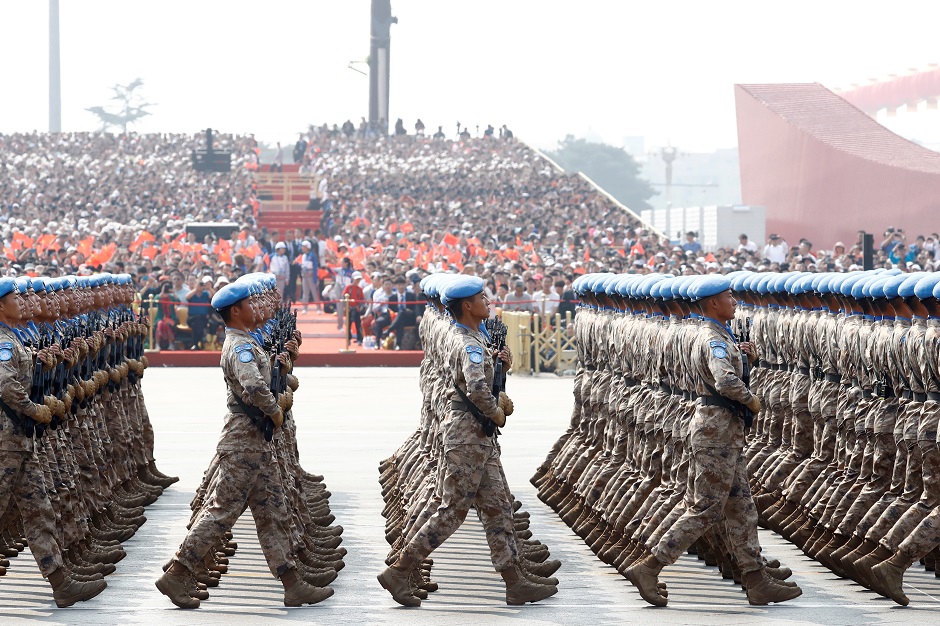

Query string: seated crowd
[0,127,934,350]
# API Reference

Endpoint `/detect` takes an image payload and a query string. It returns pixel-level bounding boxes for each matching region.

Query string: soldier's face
[709,290,737,323]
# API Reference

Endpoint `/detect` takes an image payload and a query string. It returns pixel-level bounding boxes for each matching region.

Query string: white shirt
[738,241,757,253]
[532,288,560,316]
[763,241,788,264]
[269,253,290,277]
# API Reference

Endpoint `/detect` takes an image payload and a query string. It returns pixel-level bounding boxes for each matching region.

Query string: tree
[86,78,155,133]
[547,135,656,212]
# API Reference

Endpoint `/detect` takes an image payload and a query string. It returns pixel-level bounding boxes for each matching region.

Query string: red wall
[735,84,940,249]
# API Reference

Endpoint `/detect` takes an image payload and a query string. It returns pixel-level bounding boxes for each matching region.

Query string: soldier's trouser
[880,442,940,551]
[404,444,517,571]
[653,446,762,573]
[177,449,296,578]
[0,450,65,577]
[837,432,896,535]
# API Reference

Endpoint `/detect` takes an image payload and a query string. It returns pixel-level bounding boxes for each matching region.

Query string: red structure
[735,83,940,247]
[837,66,940,114]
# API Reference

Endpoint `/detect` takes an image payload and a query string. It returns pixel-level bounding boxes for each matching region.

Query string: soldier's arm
[232,350,280,417]
[706,341,754,405]
[459,345,500,420]
[0,356,42,419]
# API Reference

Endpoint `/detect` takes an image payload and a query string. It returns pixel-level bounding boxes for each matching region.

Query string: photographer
[880,227,905,254]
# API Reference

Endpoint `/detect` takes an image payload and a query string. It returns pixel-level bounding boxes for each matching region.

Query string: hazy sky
[3,0,940,152]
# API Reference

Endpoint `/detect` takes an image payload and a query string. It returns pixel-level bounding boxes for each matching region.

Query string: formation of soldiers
[0,273,176,606]
[533,269,940,606]
[156,273,342,609]
[377,273,561,606]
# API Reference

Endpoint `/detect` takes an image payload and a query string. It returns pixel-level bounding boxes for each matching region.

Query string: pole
[369,0,395,134]
[49,0,61,132]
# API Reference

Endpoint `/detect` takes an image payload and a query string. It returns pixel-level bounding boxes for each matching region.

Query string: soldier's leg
[2,452,66,576]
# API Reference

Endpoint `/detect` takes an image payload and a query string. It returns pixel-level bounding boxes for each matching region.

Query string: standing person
[270,242,290,303]
[624,276,802,606]
[299,240,319,314]
[377,276,557,607]
[155,282,333,609]
[342,271,365,345]
[185,277,213,350]
[763,234,789,264]
[0,277,107,607]
[334,257,355,330]
[287,229,304,302]
[271,142,283,173]
[682,231,702,255]
[503,280,533,312]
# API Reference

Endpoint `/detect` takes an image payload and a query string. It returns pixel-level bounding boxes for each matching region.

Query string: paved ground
[3,367,940,624]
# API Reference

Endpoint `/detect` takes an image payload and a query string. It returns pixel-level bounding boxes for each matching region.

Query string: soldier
[155,279,333,609]
[377,275,558,607]
[0,276,108,607]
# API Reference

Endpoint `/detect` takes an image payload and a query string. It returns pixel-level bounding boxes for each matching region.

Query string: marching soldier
[156,279,334,609]
[377,275,559,607]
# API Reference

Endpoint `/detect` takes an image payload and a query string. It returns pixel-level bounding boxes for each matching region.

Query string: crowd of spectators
[1,125,937,350]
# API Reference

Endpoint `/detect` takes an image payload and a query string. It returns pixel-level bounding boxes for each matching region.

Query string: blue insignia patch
[234,343,251,353]
[0,342,12,349]
[0,348,12,362]
[468,352,483,364]
[709,340,727,348]
[238,350,254,363]
[466,345,483,354]
[712,347,728,359]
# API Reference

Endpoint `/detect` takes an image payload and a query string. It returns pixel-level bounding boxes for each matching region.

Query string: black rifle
[733,317,754,428]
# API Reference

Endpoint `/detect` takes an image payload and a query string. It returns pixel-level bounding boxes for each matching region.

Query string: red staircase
[254,168,323,236]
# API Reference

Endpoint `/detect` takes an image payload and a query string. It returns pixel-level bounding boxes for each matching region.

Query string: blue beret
[783,272,804,292]
[756,274,776,295]
[614,275,634,297]
[866,277,889,299]
[824,273,849,294]
[839,272,867,297]
[740,273,760,293]
[897,272,927,298]
[590,273,613,294]
[882,274,909,300]
[422,274,449,298]
[649,279,666,300]
[729,272,751,292]
[0,278,16,299]
[440,276,484,305]
[677,277,696,300]
[850,275,874,299]
[691,276,731,301]
[31,277,46,293]
[14,277,30,294]
[602,274,621,297]
[914,273,940,299]
[770,273,790,294]
[627,275,648,298]
[211,281,253,309]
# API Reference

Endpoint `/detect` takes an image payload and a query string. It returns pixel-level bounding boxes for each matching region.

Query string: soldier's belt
[792,366,810,376]
[899,389,913,401]
[824,373,841,384]
[914,392,928,402]
[698,394,740,412]
[926,391,940,402]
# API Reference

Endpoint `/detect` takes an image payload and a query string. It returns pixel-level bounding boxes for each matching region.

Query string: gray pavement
[3,367,939,624]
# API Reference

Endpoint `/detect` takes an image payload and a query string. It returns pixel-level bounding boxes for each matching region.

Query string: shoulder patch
[709,340,728,348]
[234,343,252,353]
[468,351,484,364]
[0,348,12,362]
[238,350,255,363]
[465,345,483,354]
[0,342,12,349]
[711,346,728,359]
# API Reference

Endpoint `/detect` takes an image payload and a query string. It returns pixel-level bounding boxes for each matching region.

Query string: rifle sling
[452,381,496,437]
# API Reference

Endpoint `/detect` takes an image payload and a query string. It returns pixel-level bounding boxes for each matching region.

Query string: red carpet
[145,309,423,367]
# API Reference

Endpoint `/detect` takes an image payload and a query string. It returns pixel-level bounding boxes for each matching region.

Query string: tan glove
[44,396,66,418]
[109,368,121,383]
[286,373,300,392]
[746,395,763,414]
[278,389,294,412]
[270,407,284,428]
[140,355,149,369]
[498,391,514,416]
[70,382,84,402]
[31,404,53,425]
[491,407,506,428]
